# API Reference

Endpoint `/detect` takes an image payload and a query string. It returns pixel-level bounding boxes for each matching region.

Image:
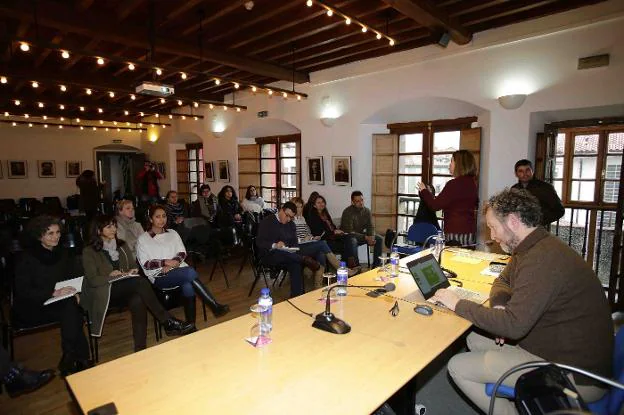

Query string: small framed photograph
[307,156,324,185]
[332,156,351,186]
[8,160,27,179]
[66,161,82,178]
[205,161,215,182]
[218,160,230,182]
[156,162,166,179]
[38,160,56,178]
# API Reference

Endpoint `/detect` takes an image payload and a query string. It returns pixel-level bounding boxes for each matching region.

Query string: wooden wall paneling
[372,134,398,234]
[238,144,261,197]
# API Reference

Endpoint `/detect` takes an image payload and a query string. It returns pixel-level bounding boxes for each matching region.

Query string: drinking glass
[249,304,270,346]
[321,272,336,300]
[377,254,389,281]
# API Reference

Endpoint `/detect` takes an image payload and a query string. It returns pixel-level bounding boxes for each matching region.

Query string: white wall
[0,124,143,203]
[162,2,624,220]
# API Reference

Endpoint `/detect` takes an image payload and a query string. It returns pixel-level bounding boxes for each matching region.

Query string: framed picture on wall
[205,161,215,182]
[332,156,351,186]
[38,160,56,178]
[8,160,27,179]
[307,156,324,185]
[156,162,166,179]
[66,161,82,178]
[217,160,230,182]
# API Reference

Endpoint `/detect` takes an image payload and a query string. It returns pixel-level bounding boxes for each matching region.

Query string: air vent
[578,54,609,70]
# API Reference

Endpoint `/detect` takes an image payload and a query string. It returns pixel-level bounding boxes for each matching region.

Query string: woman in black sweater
[13,215,91,376]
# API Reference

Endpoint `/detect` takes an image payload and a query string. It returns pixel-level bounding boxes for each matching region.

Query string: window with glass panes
[258,136,300,208]
[395,124,471,235]
[176,143,204,203]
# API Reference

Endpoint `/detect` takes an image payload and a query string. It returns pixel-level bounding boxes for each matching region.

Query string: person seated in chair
[115,199,145,255]
[81,215,194,352]
[13,215,91,376]
[0,345,55,398]
[432,189,613,415]
[217,185,244,246]
[291,197,359,278]
[164,191,190,241]
[191,184,218,226]
[256,202,321,297]
[306,194,360,269]
[241,185,267,214]
[136,205,230,326]
[340,191,383,268]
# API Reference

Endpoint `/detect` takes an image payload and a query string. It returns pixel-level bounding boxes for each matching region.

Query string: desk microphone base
[312,312,351,334]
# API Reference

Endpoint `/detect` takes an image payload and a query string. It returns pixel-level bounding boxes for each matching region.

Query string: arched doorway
[93,144,144,203]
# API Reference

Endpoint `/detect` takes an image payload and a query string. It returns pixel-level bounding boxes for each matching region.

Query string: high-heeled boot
[326,253,360,277]
[190,279,230,318]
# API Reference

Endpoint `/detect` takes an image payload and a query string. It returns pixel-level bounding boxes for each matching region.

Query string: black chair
[183,220,230,288]
[42,196,66,217]
[17,198,41,218]
[66,194,80,211]
[1,252,95,361]
[247,236,287,297]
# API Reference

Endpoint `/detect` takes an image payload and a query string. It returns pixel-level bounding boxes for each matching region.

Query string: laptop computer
[403,254,488,305]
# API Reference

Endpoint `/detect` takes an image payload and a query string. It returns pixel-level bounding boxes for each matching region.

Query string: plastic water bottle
[390,247,399,277]
[336,261,348,296]
[258,288,273,331]
[434,230,445,261]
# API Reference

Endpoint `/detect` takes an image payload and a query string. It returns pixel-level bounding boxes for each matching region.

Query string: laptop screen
[406,254,450,299]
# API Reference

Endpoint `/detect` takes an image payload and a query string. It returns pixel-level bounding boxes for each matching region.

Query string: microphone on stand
[312,283,396,335]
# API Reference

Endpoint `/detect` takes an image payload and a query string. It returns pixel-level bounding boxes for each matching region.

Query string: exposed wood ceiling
[0,0,606,124]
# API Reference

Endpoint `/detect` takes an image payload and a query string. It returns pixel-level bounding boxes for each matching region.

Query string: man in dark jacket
[256,202,319,298]
[511,159,564,226]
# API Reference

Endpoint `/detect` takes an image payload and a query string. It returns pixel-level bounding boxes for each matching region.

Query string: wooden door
[238,144,260,198]
[372,134,398,236]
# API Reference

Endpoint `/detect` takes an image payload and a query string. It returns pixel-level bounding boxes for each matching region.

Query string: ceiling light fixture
[86,88,92,95]
[60,84,67,91]
[19,42,29,52]
[0,76,6,83]
[79,106,85,111]
[128,63,135,71]
[14,100,20,106]
[177,100,183,106]
[130,94,136,100]
[180,72,187,80]
[155,68,162,76]
[97,57,104,65]
[61,50,70,59]
[215,79,220,85]
[31,81,38,88]
[160,98,165,104]
[109,91,115,98]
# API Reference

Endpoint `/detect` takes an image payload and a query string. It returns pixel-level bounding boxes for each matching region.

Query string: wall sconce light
[212,130,224,138]
[320,117,337,127]
[148,131,159,143]
[498,94,527,110]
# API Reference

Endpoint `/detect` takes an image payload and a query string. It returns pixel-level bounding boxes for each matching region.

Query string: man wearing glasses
[257,202,320,298]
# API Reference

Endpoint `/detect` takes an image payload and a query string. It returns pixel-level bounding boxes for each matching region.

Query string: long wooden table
[67,249,504,414]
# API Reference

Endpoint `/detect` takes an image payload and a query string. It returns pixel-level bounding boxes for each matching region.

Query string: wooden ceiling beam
[77,0,95,11]
[381,0,472,45]
[180,1,250,37]
[0,2,309,83]
[2,19,29,61]
[117,0,145,23]
[34,34,65,68]
[62,39,99,70]
[158,0,205,28]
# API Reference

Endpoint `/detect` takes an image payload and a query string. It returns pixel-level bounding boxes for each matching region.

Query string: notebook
[403,254,487,305]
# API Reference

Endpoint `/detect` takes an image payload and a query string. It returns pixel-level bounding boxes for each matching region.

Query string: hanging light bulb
[80,126,84,130]
[45,124,49,128]
[14,100,20,106]
[113,121,117,125]
[3,112,8,116]
[126,122,130,126]
[60,84,67,92]
[389,39,395,46]
[376,33,382,40]
[76,118,80,123]
[160,98,165,104]
[267,89,273,96]
[97,57,105,65]
[24,114,29,118]
[59,125,63,129]
[128,129,131,132]
[236,107,241,112]
[43,115,47,120]
[306,0,312,6]
[251,86,257,93]
[345,18,351,25]
[282,92,288,98]
[194,116,198,121]
[109,91,115,98]
[177,100,182,106]
[98,108,103,113]
[1,76,7,83]
[117,128,121,132]
[155,68,162,76]
[180,72,187,80]
[99,120,104,124]
[19,42,29,52]
[223,106,227,111]
[93,127,97,131]
[139,112,144,117]
[124,110,129,115]
[38,102,44,108]
[79,106,85,111]
[162,125,166,129]
[86,88,92,95]
[215,78,220,85]
[181,116,185,120]
[209,104,214,109]
[128,63,135,71]
[31,81,39,88]
[28,123,33,127]
[193,102,199,108]
[169,114,173,119]
[361,26,367,33]
[234,82,239,89]
[59,104,65,110]
[327,9,333,17]
[60,117,65,121]
[154,113,159,118]
[297,94,302,101]
[130,94,136,100]
[105,127,109,131]
[11,122,16,126]
[61,50,70,59]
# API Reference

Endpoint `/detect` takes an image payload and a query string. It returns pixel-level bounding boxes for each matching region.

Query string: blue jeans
[344,235,383,267]
[153,266,198,297]
[297,240,331,267]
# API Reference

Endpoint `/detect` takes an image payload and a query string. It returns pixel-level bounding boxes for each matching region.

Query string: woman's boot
[190,279,230,318]
[182,296,197,325]
[326,253,360,276]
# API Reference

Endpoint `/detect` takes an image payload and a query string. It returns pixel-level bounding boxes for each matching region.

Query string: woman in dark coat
[13,215,91,376]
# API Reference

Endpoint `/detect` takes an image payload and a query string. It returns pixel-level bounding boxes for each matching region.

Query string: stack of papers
[44,276,83,305]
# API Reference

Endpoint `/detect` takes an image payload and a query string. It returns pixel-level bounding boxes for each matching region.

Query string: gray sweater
[340,205,374,237]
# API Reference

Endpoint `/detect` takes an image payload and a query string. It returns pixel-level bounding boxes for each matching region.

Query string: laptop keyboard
[448,286,487,304]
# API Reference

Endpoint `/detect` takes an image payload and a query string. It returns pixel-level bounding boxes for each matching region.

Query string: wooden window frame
[256,134,301,208]
[176,143,203,203]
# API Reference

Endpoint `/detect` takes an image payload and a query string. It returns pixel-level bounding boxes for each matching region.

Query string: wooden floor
[0,252,309,415]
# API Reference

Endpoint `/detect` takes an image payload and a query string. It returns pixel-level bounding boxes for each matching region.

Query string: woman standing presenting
[136,205,229,326]
[81,215,193,352]
[417,149,478,246]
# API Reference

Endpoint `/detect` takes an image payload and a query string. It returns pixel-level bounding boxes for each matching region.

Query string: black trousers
[109,277,170,351]
[0,346,11,378]
[13,297,90,361]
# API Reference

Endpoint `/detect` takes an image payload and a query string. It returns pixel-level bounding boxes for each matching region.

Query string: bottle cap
[260,288,270,296]
[339,261,346,267]
[392,246,398,252]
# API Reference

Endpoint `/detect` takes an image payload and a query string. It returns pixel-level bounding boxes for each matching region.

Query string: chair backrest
[607,326,624,414]
[407,222,439,245]
[384,229,396,250]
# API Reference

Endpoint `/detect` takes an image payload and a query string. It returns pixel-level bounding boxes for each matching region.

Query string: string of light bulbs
[10,40,308,101]
[1,110,203,127]
[305,0,396,46]
[1,118,148,132]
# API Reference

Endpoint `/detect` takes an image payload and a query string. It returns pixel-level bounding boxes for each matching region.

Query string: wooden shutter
[459,127,482,178]
[372,134,398,235]
[238,144,260,197]
[176,149,190,200]
[534,132,547,180]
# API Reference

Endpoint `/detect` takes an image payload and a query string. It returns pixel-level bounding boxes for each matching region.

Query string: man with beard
[432,188,613,415]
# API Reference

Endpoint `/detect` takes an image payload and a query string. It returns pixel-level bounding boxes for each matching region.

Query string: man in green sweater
[432,188,613,415]
[340,191,383,268]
